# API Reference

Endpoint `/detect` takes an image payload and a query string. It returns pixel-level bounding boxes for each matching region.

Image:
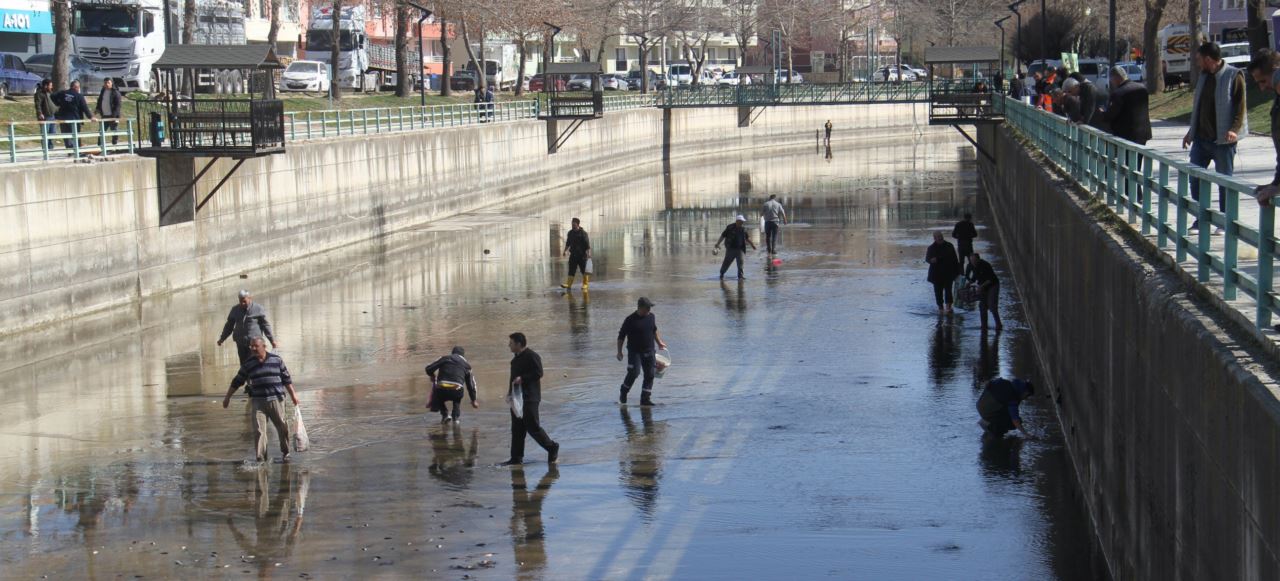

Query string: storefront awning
[0,0,52,34]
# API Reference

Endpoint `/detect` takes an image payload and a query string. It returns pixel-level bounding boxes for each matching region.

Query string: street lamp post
[995,16,1010,82]
[1108,0,1116,70]
[1008,1,1026,73]
[408,3,434,107]
[1041,0,1048,67]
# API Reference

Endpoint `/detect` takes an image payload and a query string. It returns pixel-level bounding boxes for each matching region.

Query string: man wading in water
[223,337,300,463]
[561,217,592,290]
[715,215,757,280]
[503,333,560,466]
[616,297,667,406]
[425,346,479,423]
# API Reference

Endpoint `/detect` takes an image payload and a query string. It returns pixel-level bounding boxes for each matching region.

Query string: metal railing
[999,96,1280,329]
[2,118,136,163]
[659,81,931,107]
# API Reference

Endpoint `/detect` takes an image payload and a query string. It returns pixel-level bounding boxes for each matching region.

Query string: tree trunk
[51,0,71,89]
[394,1,410,97]
[1188,0,1201,89]
[638,39,650,93]
[182,0,196,94]
[440,14,451,96]
[460,20,484,91]
[268,0,283,50]
[514,36,527,96]
[1247,0,1269,56]
[1145,0,1169,94]
[330,0,341,100]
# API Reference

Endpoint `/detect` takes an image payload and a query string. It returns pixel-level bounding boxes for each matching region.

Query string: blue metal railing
[1,119,136,163]
[999,96,1279,330]
[659,81,931,107]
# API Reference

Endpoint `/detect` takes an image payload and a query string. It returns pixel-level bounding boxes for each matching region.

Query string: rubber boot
[561,276,573,289]
[582,274,590,290]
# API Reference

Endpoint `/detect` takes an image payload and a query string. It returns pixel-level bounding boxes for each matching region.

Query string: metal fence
[2,119,136,163]
[660,81,931,107]
[999,96,1280,330]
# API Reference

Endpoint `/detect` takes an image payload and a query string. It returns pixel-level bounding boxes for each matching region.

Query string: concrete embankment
[977,123,1280,579]
[0,103,925,334]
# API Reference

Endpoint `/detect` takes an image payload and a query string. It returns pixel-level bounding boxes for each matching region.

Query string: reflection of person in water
[619,406,664,521]
[429,425,479,488]
[510,465,559,581]
[973,329,1001,390]
[226,466,307,576]
[928,319,959,388]
[720,280,747,314]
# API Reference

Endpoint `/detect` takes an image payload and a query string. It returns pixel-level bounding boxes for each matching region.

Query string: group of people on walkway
[925,213,1002,330]
[34,78,125,149]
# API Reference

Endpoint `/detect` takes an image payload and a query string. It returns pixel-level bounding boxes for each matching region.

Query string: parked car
[668,63,694,85]
[528,73,567,92]
[566,74,594,91]
[1220,41,1250,68]
[1,53,45,97]
[874,66,917,82]
[23,54,108,94]
[279,60,330,92]
[1026,59,1062,76]
[626,69,670,90]
[1076,58,1111,86]
[450,70,479,92]
[1118,62,1145,84]
[907,64,928,78]
[774,69,804,84]
[718,71,750,86]
[602,73,628,90]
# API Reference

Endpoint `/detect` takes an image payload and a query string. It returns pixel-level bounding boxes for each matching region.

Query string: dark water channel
[0,134,1109,579]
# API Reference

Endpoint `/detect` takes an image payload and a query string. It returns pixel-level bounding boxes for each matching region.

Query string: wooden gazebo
[134,45,287,225]
[924,46,1003,126]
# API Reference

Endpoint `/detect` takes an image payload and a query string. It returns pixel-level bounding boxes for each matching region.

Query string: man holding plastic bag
[560,217,592,290]
[616,297,668,406]
[223,337,301,463]
[502,333,560,466]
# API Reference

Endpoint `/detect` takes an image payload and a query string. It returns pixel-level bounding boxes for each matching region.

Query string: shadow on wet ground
[0,134,1108,579]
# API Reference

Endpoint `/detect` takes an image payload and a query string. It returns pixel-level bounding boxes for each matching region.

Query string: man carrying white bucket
[616,297,668,406]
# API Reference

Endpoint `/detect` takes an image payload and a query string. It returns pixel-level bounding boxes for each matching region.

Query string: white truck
[71,0,246,92]
[305,4,374,90]
[1159,24,1193,85]
[462,43,518,91]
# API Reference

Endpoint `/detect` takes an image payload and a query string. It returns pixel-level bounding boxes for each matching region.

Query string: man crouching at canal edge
[425,346,480,423]
[503,333,560,466]
[223,337,300,463]
[977,378,1035,441]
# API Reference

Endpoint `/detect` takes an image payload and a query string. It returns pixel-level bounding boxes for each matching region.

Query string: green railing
[2,119,136,164]
[659,81,931,108]
[1000,96,1280,329]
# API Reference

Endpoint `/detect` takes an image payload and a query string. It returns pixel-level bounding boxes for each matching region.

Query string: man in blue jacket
[52,80,95,149]
[977,378,1035,440]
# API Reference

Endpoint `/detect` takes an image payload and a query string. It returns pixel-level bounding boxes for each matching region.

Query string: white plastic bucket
[654,349,672,378]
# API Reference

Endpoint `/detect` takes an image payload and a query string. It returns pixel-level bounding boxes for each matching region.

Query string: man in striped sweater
[223,337,301,462]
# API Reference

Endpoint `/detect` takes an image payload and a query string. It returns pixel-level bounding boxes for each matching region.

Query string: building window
[728,48,737,64]
[707,47,716,62]
[616,47,626,61]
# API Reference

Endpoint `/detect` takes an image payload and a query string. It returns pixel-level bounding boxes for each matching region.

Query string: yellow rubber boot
[582,275,590,290]
[561,276,574,289]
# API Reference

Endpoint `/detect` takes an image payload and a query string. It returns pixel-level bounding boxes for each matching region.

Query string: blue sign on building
[0,0,52,34]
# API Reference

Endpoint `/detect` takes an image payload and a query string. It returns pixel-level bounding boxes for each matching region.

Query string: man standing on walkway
[561,217,592,290]
[1182,42,1248,233]
[52,80,94,149]
[714,215,756,280]
[34,79,56,150]
[1247,49,1280,207]
[503,333,559,466]
[94,79,123,146]
[222,337,300,463]
[425,346,479,423]
[823,120,832,145]
[968,253,1002,331]
[761,195,787,255]
[977,378,1035,440]
[616,297,667,406]
[217,290,279,364]
[927,232,961,313]
[1100,65,1152,145]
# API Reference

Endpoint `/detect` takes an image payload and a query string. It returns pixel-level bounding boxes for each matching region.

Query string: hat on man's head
[238,289,251,298]
[637,297,655,308]
[735,215,746,222]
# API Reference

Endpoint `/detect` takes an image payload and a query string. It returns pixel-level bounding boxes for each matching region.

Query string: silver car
[23,54,109,94]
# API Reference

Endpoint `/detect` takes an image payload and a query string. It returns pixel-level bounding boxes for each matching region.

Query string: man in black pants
[503,333,559,466]
[951,213,977,265]
[714,215,756,280]
[977,378,1035,440]
[926,232,961,313]
[968,253,1003,330]
[616,297,667,405]
[561,217,592,290]
[425,346,479,422]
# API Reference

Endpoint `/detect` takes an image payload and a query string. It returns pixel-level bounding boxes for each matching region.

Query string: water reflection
[928,319,960,389]
[510,466,559,581]
[225,466,309,578]
[428,425,479,489]
[618,406,664,522]
[973,328,1002,390]
[720,280,747,315]
[979,437,1026,479]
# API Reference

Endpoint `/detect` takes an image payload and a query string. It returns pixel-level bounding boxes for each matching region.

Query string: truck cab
[305,5,372,90]
[72,0,165,91]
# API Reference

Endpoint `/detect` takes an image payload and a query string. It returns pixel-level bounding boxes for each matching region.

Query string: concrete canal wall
[0,103,926,333]
[977,124,1280,580]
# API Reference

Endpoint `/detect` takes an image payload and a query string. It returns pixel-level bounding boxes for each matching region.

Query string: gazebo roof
[154,44,284,70]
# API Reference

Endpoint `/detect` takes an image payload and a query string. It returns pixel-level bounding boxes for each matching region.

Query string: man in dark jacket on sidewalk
[52,80,94,149]
[34,79,56,150]
[94,79,124,146]
[1100,65,1152,145]
[425,346,480,422]
[217,290,279,364]
[503,333,559,466]
[1247,49,1280,207]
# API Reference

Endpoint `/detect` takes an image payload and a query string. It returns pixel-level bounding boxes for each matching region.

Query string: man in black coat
[52,80,95,149]
[926,232,961,313]
[425,346,479,422]
[94,79,124,146]
[1247,49,1280,207]
[1099,65,1152,145]
[503,333,559,466]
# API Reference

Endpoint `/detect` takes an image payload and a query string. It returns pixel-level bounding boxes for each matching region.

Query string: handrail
[998,96,1280,330]
[1,118,136,164]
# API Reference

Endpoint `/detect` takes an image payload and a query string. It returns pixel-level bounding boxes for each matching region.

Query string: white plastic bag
[509,383,524,418]
[584,258,594,275]
[655,349,673,379]
[292,405,310,452]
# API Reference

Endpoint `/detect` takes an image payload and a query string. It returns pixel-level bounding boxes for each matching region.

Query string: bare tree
[494,0,565,96]
[51,0,71,89]
[1246,0,1268,56]
[724,0,757,67]
[1144,0,1172,93]
[1187,0,1201,88]
[331,0,342,99]
[620,0,687,92]
[395,0,412,96]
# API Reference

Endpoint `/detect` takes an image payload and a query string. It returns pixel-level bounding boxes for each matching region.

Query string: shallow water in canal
[0,134,1109,580]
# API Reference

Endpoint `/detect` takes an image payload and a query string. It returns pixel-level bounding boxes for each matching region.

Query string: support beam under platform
[952,125,996,164]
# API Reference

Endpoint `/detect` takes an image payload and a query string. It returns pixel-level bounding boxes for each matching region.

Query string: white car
[280,60,330,92]
[602,73,628,90]
[1220,42,1250,68]
[718,71,751,86]
[775,69,804,84]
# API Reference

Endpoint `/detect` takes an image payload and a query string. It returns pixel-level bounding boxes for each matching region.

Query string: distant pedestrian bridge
[657,81,932,108]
